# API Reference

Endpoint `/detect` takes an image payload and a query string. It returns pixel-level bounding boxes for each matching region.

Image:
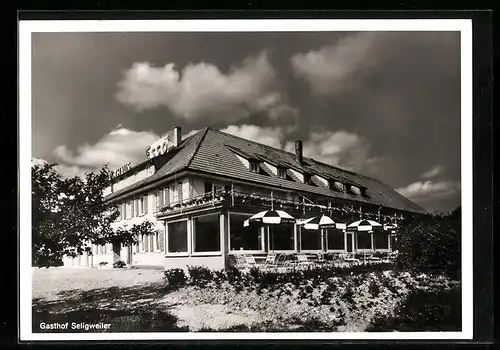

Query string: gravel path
[32,267,165,300]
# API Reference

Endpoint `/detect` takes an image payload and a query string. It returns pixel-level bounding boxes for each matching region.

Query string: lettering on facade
[110,162,132,179]
[146,135,170,160]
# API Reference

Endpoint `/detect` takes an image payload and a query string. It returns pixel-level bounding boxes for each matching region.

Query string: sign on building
[146,133,171,160]
[110,162,132,178]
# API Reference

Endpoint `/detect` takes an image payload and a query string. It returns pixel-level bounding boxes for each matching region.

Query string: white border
[19,19,473,341]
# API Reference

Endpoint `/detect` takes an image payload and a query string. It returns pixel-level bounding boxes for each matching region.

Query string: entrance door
[346,232,354,253]
[112,242,121,263]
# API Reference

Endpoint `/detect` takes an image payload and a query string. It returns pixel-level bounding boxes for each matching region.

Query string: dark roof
[105,127,426,214]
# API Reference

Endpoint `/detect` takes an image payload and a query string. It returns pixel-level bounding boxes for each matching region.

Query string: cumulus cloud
[291,32,378,95]
[54,126,160,170]
[116,52,297,123]
[220,124,285,149]
[421,165,445,179]
[285,129,379,172]
[396,180,461,200]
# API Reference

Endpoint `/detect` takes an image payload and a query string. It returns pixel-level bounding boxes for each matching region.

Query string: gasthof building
[62,126,426,269]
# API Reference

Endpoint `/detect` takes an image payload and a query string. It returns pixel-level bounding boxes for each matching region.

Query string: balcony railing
[156,189,403,224]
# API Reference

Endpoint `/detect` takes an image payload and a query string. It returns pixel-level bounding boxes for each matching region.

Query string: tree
[32,162,157,267]
[394,206,461,280]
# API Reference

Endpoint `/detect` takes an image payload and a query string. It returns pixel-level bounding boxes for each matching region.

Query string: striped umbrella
[243,210,296,227]
[347,219,383,232]
[301,214,336,230]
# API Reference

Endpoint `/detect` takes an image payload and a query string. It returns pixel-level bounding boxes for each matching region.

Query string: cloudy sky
[31,30,461,213]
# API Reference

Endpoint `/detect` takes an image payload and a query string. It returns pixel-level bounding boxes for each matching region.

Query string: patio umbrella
[347,219,383,232]
[243,210,296,227]
[301,214,336,230]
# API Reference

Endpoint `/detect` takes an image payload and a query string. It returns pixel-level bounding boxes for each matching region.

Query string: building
[62,126,426,269]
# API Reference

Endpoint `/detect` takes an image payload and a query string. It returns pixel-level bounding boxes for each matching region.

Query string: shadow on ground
[33,283,188,332]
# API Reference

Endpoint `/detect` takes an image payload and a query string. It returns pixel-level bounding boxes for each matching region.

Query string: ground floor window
[193,213,221,252]
[167,220,188,253]
[300,229,321,250]
[229,213,263,251]
[373,230,389,250]
[357,231,372,250]
[326,228,345,250]
[269,224,294,251]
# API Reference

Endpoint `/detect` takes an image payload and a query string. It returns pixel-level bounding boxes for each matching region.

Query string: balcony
[155,189,401,223]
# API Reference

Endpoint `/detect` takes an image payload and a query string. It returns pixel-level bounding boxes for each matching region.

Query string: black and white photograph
[19,19,473,340]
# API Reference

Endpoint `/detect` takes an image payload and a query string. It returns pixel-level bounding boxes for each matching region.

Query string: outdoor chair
[230,254,248,269]
[243,255,258,270]
[343,253,360,266]
[262,254,280,271]
[295,254,315,270]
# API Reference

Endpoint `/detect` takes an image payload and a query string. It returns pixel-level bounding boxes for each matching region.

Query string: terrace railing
[156,188,402,224]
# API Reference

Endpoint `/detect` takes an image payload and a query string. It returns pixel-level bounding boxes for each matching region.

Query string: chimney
[173,126,182,147]
[295,140,303,164]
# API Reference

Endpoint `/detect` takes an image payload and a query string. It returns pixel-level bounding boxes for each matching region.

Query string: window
[172,182,182,203]
[326,228,345,250]
[137,196,148,215]
[304,173,313,185]
[134,199,139,217]
[143,234,149,252]
[250,160,259,173]
[277,167,287,179]
[156,190,164,209]
[204,181,213,194]
[229,213,263,251]
[357,231,372,250]
[131,199,135,217]
[269,224,294,251]
[301,229,321,250]
[149,234,154,252]
[374,230,389,250]
[193,213,221,252]
[167,221,188,253]
[117,205,122,221]
[154,231,160,251]
[163,187,170,205]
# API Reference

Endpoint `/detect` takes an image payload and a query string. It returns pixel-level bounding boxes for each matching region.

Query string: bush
[367,284,461,331]
[113,260,126,268]
[99,261,108,266]
[164,268,187,290]
[395,207,461,280]
[187,265,213,286]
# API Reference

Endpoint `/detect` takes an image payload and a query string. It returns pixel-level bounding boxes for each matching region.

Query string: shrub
[99,261,108,266]
[187,265,213,286]
[113,260,126,268]
[368,279,381,297]
[395,207,461,280]
[164,268,187,290]
[367,284,461,331]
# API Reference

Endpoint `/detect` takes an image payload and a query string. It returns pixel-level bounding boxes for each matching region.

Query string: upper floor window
[204,181,213,194]
[156,190,164,209]
[277,167,287,179]
[304,173,313,185]
[139,195,148,215]
[249,160,260,173]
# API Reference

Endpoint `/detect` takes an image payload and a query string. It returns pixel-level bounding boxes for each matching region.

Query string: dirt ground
[32,267,164,300]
